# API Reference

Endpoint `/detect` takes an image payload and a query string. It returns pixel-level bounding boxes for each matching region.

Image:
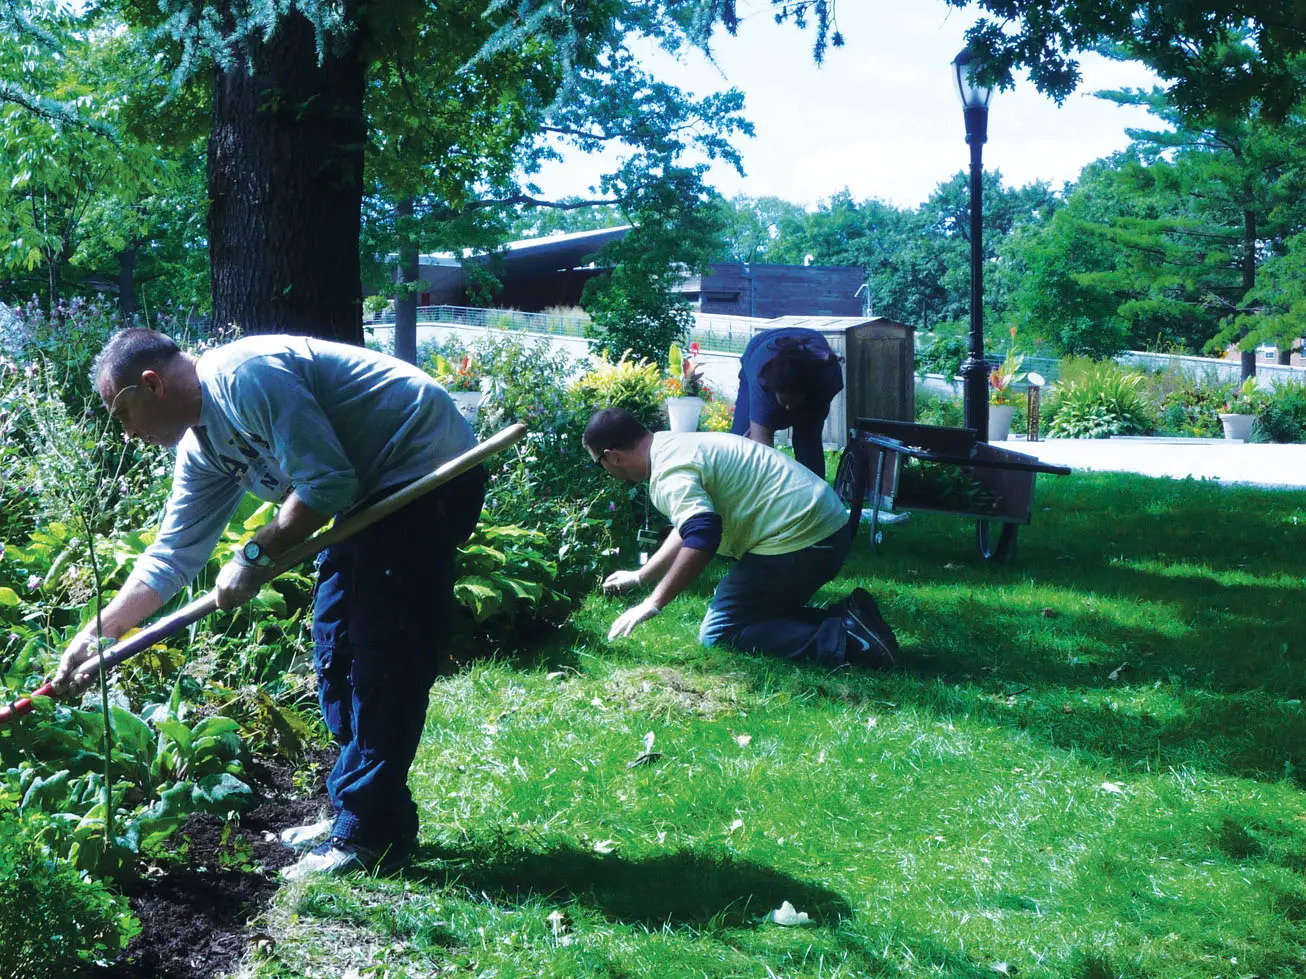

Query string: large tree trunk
[208,6,366,343]
[393,197,418,363]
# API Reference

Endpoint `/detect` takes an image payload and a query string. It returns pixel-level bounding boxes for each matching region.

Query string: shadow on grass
[453,621,588,673]
[826,474,1306,783]
[400,836,853,930]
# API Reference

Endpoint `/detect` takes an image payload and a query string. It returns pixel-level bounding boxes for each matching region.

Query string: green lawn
[244,472,1306,978]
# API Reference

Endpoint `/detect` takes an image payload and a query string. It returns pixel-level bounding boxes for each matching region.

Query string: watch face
[242,541,263,562]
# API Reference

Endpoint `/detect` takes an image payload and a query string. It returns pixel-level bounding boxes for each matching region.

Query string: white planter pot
[1219,412,1254,441]
[449,390,483,425]
[988,403,1015,442]
[666,396,705,433]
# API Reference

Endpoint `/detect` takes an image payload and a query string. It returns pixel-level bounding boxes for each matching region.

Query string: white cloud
[529,3,1165,209]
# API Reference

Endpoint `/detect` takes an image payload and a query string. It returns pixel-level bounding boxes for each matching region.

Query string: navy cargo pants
[311,466,486,849]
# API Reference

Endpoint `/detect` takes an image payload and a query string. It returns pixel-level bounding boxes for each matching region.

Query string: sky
[532,1,1166,211]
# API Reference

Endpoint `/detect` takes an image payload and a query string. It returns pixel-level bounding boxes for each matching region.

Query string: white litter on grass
[765,901,813,926]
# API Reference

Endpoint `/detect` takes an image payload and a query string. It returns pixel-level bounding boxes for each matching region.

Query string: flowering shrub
[431,353,483,393]
[700,396,735,432]
[466,333,576,440]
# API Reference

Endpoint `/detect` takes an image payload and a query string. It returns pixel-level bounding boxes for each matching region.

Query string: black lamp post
[952,47,995,441]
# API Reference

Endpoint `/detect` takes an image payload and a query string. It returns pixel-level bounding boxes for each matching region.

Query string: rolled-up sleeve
[228,362,358,515]
[126,440,245,604]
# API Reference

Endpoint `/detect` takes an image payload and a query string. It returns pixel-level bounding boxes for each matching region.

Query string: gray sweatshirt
[128,335,477,603]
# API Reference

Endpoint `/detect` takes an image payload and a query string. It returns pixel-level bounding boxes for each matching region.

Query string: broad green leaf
[21,769,72,812]
[192,773,252,813]
[142,780,192,819]
[489,573,543,601]
[454,576,504,622]
[157,718,193,756]
[0,587,19,607]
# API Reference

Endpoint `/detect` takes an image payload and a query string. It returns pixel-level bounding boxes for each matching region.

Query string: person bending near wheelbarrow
[51,328,486,880]
[731,326,844,477]
[585,407,898,667]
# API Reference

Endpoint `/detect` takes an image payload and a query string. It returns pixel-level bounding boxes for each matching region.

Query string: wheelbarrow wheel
[833,443,867,534]
[976,520,1018,562]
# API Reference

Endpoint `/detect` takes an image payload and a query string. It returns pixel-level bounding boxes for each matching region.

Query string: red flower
[689,341,700,356]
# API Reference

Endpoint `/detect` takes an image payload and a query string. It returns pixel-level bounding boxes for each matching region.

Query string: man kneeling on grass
[584,407,899,667]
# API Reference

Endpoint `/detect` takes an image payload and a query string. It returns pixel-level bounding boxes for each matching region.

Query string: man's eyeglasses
[591,448,608,468]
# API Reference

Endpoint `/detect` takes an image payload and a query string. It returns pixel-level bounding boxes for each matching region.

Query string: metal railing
[366,305,594,340]
[365,305,768,355]
[686,314,767,355]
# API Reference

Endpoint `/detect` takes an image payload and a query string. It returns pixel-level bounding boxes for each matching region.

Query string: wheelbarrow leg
[869,449,888,548]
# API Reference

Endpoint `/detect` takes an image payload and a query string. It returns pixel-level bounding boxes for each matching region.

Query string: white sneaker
[278,817,335,851]
[281,840,373,881]
[281,836,410,882]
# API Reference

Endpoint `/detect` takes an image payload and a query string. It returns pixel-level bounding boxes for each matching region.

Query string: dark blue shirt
[737,327,844,430]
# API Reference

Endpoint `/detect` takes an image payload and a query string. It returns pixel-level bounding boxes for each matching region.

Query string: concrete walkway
[995,436,1306,490]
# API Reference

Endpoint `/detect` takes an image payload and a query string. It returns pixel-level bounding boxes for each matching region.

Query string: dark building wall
[414,264,464,306]
[410,253,865,317]
[696,264,865,318]
[494,268,606,311]
[416,263,604,311]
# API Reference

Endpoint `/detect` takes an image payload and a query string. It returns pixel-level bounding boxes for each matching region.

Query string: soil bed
[90,751,333,979]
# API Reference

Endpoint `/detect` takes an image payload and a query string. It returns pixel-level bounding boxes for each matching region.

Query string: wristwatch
[239,540,276,569]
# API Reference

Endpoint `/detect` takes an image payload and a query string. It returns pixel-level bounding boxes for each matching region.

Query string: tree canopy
[5,0,1306,366]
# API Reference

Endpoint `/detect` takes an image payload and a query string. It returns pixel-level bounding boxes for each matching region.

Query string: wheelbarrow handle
[0,423,528,726]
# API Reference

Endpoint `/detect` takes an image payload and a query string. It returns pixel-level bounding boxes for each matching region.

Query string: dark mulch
[90,749,335,979]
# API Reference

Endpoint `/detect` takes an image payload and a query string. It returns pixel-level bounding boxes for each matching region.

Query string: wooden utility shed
[747,315,915,449]
[842,317,915,430]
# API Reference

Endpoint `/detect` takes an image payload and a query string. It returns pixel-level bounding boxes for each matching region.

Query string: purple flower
[26,575,41,591]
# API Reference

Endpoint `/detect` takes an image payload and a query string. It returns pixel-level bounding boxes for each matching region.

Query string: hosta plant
[1047,363,1155,439]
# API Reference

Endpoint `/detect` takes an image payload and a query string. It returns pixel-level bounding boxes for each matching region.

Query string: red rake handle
[0,423,527,727]
[0,681,55,725]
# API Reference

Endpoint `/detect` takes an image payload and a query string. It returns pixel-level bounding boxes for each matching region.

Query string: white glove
[602,568,644,594]
[215,559,270,609]
[607,599,661,641]
[52,630,115,693]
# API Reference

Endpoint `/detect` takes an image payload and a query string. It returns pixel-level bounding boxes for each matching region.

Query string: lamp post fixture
[952,47,995,441]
